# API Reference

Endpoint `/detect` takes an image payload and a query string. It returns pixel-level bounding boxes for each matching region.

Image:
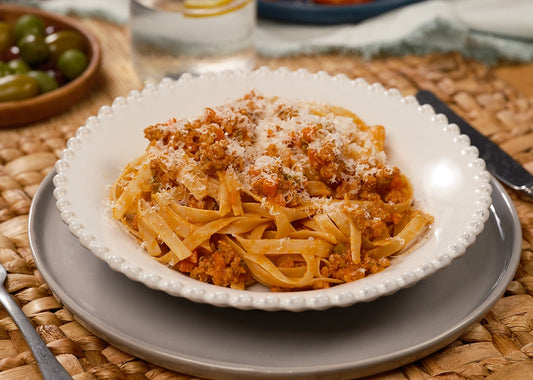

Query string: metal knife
[415,90,533,197]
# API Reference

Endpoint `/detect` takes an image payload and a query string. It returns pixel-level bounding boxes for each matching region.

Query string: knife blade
[415,90,533,197]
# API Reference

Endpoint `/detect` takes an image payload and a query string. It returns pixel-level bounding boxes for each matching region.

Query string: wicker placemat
[1,17,533,380]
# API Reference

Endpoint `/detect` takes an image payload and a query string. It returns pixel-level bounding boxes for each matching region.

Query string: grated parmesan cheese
[143,91,397,208]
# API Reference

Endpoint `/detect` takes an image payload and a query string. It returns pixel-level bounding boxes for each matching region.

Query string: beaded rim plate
[52,67,492,311]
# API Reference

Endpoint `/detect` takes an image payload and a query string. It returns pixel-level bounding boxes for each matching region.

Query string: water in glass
[130,0,256,82]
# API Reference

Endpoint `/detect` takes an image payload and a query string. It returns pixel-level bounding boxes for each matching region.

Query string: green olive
[7,59,30,74]
[0,62,12,77]
[0,74,40,102]
[57,49,87,80]
[17,34,50,65]
[45,30,87,62]
[27,70,58,93]
[13,14,45,41]
[0,21,14,54]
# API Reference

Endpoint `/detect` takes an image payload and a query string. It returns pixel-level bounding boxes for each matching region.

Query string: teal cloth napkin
[5,0,533,65]
[256,0,533,64]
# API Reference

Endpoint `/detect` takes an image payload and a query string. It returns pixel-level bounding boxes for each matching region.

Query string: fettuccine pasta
[110,92,433,291]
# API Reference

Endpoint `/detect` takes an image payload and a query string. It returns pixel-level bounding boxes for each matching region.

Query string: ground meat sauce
[125,92,431,291]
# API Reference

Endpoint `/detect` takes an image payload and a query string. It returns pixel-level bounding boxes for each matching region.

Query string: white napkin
[7,0,533,65]
[9,0,130,24]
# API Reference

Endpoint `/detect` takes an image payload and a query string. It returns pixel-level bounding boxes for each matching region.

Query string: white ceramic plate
[30,173,521,379]
[53,67,492,311]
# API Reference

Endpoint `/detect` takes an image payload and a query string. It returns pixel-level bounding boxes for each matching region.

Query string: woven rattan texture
[1,18,533,380]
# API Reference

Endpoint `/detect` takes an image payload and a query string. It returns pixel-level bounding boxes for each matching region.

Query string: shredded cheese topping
[144,91,395,208]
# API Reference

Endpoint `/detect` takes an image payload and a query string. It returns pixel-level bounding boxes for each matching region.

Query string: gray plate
[29,172,521,380]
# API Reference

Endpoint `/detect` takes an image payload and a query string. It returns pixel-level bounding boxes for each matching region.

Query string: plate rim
[29,170,522,379]
[257,0,426,25]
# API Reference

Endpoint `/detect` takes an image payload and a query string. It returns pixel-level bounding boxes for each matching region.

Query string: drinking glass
[129,0,256,83]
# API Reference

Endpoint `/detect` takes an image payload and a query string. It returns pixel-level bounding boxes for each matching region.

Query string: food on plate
[0,12,89,102]
[110,92,433,292]
[264,0,375,4]
[312,0,375,5]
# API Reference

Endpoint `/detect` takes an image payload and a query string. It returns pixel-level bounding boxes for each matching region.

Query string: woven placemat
[1,17,533,380]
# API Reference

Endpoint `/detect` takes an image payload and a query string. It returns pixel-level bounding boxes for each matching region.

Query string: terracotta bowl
[0,4,101,128]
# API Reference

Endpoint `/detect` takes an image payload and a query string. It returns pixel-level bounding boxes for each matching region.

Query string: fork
[0,262,72,379]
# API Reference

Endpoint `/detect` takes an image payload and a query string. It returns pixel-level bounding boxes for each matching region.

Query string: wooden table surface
[1,15,533,380]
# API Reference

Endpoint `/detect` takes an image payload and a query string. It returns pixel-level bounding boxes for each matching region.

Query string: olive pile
[0,13,89,102]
